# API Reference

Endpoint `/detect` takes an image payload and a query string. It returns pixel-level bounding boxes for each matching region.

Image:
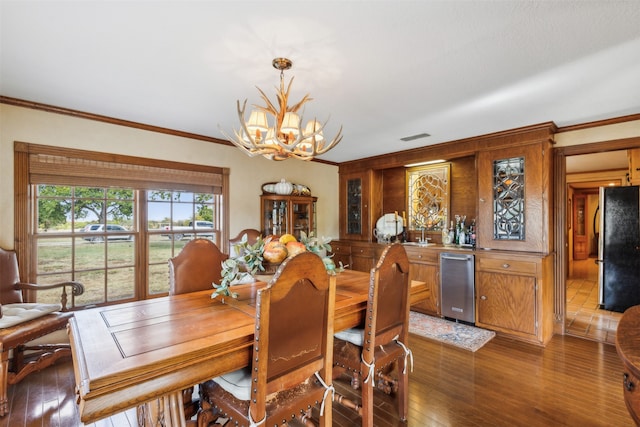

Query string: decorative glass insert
[493,156,525,240]
[407,164,450,231]
[347,178,362,234]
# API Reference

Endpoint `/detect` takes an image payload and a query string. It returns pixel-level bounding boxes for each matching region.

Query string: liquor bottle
[459,227,466,246]
[448,221,455,245]
[469,219,477,247]
[442,223,449,244]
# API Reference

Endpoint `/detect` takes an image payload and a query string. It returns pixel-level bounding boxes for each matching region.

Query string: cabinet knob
[502,263,510,269]
[480,295,487,300]
[479,198,486,203]
[418,255,422,259]
[624,373,635,392]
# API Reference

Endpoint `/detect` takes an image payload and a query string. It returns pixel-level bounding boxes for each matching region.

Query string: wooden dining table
[68,269,429,426]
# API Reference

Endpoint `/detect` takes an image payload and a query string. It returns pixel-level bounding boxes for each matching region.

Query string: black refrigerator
[598,185,640,313]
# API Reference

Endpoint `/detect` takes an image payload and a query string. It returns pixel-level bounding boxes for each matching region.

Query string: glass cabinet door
[262,197,288,236]
[573,194,589,260]
[291,198,316,240]
[260,195,317,239]
[477,143,547,253]
[347,178,362,235]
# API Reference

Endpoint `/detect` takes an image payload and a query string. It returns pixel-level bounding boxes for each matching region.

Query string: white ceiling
[1,1,639,165]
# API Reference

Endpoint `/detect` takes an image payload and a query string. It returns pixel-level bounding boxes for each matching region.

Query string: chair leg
[397,359,409,421]
[0,352,9,417]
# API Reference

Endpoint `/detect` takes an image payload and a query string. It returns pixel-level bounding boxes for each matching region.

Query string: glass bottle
[448,221,455,245]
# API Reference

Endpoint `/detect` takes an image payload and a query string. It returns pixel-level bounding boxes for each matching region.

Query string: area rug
[409,311,495,352]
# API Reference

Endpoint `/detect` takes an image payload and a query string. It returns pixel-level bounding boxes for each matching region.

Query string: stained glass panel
[493,157,525,240]
[407,164,450,231]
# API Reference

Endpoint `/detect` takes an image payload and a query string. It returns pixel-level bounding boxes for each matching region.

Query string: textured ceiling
[1,1,639,164]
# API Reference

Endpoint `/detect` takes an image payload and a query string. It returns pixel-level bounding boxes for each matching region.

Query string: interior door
[599,186,640,312]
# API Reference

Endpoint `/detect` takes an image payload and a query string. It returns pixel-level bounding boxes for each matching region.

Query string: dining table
[68,268,429,426]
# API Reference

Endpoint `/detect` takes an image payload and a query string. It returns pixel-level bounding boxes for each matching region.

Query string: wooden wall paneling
[449,156,477,226]
[381,168,406,216]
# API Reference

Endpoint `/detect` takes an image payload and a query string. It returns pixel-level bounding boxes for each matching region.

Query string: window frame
[14,142,230,306]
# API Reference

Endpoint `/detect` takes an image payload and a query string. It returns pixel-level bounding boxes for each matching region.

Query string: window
[15,142,229,308]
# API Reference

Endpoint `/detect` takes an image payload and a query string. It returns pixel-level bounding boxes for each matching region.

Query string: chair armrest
[15,281,84,311]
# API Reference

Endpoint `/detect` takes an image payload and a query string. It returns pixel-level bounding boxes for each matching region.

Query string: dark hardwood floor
[0,330,633,426]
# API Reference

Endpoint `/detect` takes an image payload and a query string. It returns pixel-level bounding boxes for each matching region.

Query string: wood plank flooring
[0,331,633,426]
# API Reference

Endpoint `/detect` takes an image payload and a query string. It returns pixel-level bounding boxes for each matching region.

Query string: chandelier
[222,58,343,161]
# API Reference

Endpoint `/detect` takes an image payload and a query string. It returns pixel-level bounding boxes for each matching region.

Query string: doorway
[564,150,628,344]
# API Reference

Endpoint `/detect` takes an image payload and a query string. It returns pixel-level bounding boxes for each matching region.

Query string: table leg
[137,390,186,427]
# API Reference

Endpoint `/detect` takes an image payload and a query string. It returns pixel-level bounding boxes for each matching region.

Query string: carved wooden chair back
[199,252,336,426]
[168,239,228,295]
[0,248,27,305]
[333,243,412,426]
[228,228,261,257]
[362,243,411,363]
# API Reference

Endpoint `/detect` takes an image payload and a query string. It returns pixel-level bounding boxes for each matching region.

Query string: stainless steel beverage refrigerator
[597,185,640,313]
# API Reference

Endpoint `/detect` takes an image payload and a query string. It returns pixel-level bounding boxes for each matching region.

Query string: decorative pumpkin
[274,179,293,195]
[286,241,307,257]
[263,240,288,263]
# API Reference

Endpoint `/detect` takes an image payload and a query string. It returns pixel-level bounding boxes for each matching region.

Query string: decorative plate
[375,213,404,236]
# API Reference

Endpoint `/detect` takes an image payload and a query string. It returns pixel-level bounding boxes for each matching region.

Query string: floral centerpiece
[212,232,344,300]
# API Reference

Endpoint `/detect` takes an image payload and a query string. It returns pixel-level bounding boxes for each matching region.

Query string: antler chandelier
[222,58,342,161]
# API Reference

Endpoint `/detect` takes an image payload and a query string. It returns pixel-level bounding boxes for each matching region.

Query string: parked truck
[161,220,215,241]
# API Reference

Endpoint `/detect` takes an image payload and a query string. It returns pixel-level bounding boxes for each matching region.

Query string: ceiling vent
[400,133,431,142]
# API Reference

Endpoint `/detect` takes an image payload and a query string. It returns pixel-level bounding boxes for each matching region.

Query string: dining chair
[198,251,336,427]
[168,238,229,296]
[228,228,261,257]
[332,243,412,426]
[0,248,84,417]
[168,238,229,420]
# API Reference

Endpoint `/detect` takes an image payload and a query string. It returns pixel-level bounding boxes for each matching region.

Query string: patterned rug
[409,311,496,352]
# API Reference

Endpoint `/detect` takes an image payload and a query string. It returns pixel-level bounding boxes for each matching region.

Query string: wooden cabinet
[350,242,379,272]
[475,251,554,345]
[329,240,351,270]
[339,169,382,241]
[405,246,440,316]
[629,148,640,185]
[260,194,317,240]
[476,141,552,253]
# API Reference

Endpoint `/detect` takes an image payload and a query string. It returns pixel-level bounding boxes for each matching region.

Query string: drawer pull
[502,263,510,269]
[624,373,635,392]
[480,295,487,300]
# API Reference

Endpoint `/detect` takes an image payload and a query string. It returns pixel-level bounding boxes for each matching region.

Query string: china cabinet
[476,141,552,253]
[475,251,554,346]
[339,169,382,241]
[260,194,317,240]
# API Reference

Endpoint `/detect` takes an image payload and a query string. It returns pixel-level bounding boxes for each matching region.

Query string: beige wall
[0,104,339,249]
[555,119,640,146]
